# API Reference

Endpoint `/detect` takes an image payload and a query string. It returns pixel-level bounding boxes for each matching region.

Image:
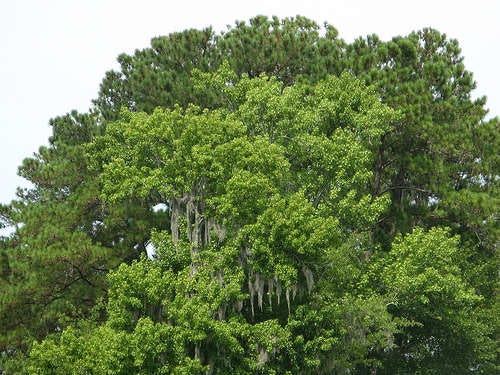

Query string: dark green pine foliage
[217,15,344,85]
[345,29,497,242]
[94,27,221,120]
[93,16,345,121]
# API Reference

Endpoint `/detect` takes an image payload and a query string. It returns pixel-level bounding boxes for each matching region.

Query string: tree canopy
[1,15,498,374]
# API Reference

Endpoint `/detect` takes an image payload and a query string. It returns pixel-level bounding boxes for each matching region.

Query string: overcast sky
[1,0,499,206]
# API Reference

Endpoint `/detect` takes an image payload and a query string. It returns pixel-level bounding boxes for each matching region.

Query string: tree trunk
[170,198,179,243]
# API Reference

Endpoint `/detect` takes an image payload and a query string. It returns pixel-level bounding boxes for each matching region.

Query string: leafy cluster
[1,16,497,374]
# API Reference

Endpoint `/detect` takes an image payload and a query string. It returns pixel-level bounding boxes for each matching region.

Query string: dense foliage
[1,16,498,374]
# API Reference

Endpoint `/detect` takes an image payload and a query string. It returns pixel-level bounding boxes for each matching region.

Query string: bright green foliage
[366,227,497,373]
[1,15,498,374]
[27,72,400,374]
[92,16,498,300]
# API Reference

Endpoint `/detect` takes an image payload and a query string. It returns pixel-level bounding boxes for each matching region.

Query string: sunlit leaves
[9,15,497,373]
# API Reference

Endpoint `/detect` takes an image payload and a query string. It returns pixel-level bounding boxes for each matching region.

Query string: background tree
[93,16,345,121]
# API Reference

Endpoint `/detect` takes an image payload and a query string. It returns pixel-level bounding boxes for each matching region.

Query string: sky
[1,0,499,208]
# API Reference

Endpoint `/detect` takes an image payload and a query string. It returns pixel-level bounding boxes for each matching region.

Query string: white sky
[1,0,499,206]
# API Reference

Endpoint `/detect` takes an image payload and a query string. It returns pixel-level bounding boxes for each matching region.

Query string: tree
[28,71,400,374]
[93,16,345,121]
[94,27,221,120]
[1,15,497,373]
[92,17,498,281]
[345,30,498,246]
[366,227,496,373]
